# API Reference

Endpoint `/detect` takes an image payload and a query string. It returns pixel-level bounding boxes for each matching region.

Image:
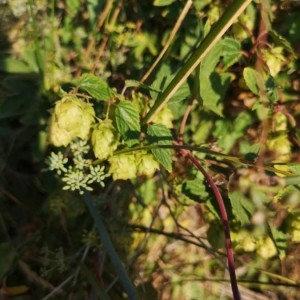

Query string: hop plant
[256,236,277,259]
[49,95,95,147]
[152,106,174,129]
[262,47,285,77]
[92,119,120,160]
[136,151,159,177]
[109,153,137,180]
[287,212,300,242]
[108,151,160,180]
[232,230,257,252]
[266,111,291,174]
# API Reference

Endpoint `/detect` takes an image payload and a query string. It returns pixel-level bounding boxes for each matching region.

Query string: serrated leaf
[228,190,254,225]
[75,74,112,101]
[115,100,140,147]
[243,67,263,96]
[147,124,173,172]
[221,38,241,69]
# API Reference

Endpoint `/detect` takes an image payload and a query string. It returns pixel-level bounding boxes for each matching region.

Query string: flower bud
[92,119,119,160]
[49,95,95,147]
[109,153,137,180]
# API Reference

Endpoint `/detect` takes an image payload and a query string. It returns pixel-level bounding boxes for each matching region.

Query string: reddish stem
[186,153,240,300]
[175,141,240,300]
[176,99,240,299]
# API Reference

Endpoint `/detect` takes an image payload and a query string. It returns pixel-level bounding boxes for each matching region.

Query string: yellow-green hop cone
[287,213,300,242]
[256,237,277,259]
[49,95,95,147]
[291,230,300,243]
[266,112,291,175]
[109,153,137,180]
[152,106,174,128]
[262,47,285,77]
[49,116,73,147]
[136,152,159,177]
[233,230,257,252]
[92,120,119,160]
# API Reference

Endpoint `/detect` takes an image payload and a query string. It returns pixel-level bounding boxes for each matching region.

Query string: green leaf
[124,79,160,93]
[75,74,112,101]
[228,190,254,225]
[269,29,296,58]
[243,68,279,104]
[200,40,223,76]
[221,38,241,69]
[115,100,140,147]
[153,0,176,6]
[243,67,263,96]
[266,76,279,103]
[198,41,233,116]
[133,32,158,58]
[147,124,173,172]
[182,177,209,202]
[150,64,190,104]
[214,111,253,153]
[200,72,232,116]
[0,57,38,73]
[269,224,287,259]
[67,0,81,16]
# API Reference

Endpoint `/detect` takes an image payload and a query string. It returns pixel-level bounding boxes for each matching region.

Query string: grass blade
[83,191,138,300]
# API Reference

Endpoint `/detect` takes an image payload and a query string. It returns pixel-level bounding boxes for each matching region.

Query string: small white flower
[88,165,108,187]
[46,152,68,175]
[62,168,92,194]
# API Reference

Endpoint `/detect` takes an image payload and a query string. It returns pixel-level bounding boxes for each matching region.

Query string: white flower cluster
[46,139,109,194]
